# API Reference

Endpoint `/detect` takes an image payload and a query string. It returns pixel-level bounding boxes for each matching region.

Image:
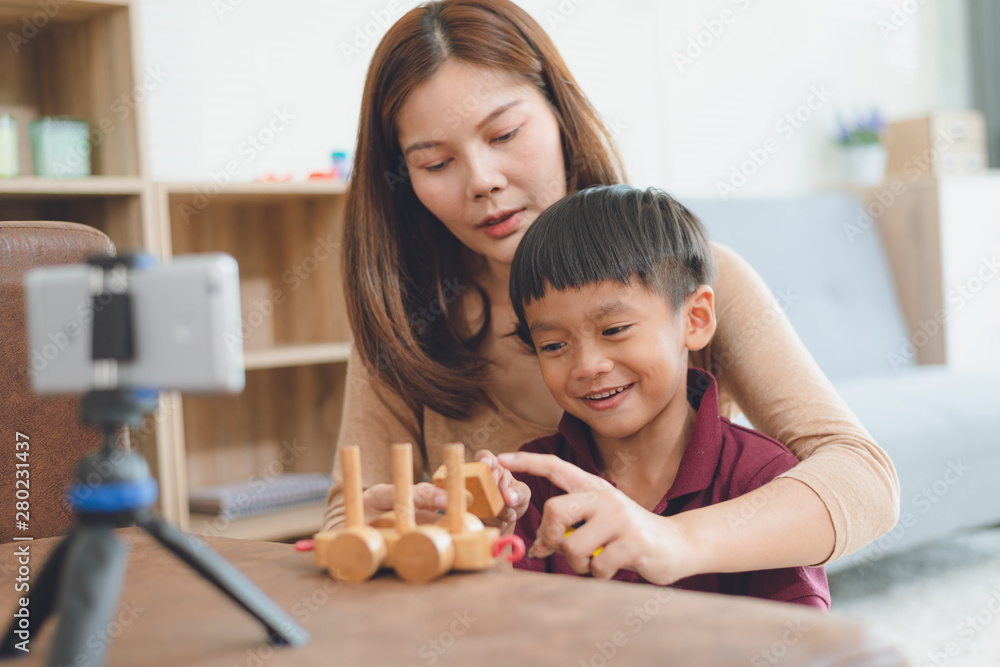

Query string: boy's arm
[725,447,831,611]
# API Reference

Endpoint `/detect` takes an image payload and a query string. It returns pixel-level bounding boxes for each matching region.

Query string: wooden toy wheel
[393,526,456,583]
[326,527,387,582]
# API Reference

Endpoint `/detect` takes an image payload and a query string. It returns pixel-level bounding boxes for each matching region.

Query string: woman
[323,0,898,580]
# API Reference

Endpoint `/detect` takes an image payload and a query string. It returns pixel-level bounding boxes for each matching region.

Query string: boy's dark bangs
[511,185,659,304]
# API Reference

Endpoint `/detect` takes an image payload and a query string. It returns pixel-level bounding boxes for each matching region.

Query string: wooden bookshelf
[0,0,168,506]
[0,1,351,540]
[155,182,351,537]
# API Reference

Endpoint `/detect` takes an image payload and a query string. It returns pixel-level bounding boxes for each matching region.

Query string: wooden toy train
[311,443,524,583]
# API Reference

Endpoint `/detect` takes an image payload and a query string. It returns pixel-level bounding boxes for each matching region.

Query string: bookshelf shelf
[244,342,352,371]
[0,176,146,196]
[158,180,348,199]
[189,501,328,541]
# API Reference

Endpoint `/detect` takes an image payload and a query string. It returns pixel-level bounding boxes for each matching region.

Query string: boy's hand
[497,451,696,585]
[475,449,531,535]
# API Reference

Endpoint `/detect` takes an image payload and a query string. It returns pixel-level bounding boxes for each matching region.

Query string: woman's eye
[603,325,631,337]
[425,160,448,173]
[493,127,520,144]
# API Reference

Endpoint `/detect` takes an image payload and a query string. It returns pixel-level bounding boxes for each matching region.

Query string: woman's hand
[361,482,447,526]
[498,451,697,585]
[475,449,531,535]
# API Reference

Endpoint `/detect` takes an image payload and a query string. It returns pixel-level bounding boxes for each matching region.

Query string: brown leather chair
[0,221,116,542]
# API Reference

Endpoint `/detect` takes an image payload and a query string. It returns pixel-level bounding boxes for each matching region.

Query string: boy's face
[524,280,709,442]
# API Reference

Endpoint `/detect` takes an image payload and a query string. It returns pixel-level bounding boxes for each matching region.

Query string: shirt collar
[556,367,723,502]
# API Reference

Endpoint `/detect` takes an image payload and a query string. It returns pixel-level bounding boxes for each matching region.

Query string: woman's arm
[692,243,900,565]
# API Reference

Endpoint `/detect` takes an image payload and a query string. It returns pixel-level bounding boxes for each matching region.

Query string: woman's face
[397,60,567,270]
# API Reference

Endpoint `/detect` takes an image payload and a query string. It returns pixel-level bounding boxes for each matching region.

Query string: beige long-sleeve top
[322,243,900,564]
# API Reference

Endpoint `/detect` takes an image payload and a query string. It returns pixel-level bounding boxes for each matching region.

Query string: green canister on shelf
[0,115,17,178]
[29,116,91,178]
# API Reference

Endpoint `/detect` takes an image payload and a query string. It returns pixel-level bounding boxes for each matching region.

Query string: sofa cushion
[825,365,1000,572]
[686,194,914,379]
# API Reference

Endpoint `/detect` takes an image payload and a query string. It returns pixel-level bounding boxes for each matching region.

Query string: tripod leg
[0,533,72,657]
[139,514,309,647]
[48,524,130,667]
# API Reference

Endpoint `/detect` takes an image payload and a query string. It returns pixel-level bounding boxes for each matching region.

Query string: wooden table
[0,528,904,666]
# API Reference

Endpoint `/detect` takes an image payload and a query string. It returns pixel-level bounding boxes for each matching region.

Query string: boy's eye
[538,342,565,353]
[602,325,631,336]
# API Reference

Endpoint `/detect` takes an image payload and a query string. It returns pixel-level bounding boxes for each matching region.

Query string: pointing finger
[498,452,610,495]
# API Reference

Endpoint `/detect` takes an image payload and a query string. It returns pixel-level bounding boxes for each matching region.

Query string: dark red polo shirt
[513,367,830,612]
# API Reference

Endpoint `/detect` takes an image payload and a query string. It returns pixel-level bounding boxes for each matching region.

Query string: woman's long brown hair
[344,0,626,420]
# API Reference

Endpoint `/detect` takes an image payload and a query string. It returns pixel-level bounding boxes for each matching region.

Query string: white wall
[137,0,971,199]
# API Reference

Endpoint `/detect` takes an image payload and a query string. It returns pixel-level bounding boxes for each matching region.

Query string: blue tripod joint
[68,477,159,514]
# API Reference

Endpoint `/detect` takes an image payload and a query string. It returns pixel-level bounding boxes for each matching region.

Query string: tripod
[1,256,309,665]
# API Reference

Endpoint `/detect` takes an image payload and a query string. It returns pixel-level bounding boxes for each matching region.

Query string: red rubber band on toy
[493,535,525,563]
[295,539,315,552]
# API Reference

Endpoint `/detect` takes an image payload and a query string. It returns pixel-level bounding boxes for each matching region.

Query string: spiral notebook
[188,472,332,520]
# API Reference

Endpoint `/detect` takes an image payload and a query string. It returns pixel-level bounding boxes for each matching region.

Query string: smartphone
[25,253,245,394]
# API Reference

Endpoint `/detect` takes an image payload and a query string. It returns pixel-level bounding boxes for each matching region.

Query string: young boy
[494,184,829,611]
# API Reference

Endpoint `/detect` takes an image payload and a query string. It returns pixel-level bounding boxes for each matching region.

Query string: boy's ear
[683,285,716,352]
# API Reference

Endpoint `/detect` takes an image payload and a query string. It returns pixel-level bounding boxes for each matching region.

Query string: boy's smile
[524,280,701,452]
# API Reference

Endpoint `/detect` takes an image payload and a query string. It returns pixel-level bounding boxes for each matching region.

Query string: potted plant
[837,108,887,185]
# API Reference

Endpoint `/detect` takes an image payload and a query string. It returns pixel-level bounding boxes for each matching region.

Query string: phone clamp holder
[1,254,309,666]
